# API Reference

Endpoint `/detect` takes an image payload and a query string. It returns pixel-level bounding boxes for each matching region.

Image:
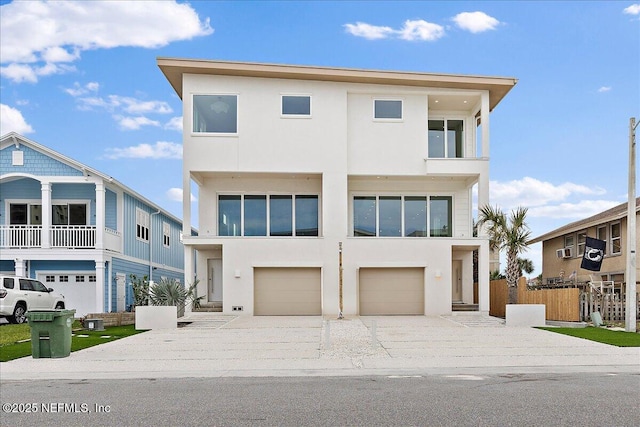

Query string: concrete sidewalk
[1,314,638,380]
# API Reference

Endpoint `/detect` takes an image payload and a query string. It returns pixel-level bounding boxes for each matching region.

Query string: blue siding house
[0,132,186,316]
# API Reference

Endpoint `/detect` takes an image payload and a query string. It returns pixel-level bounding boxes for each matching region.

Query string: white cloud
[453,11,500,33]
[598,86,611,93]
[623,4,640,15]
[528,199,621,219]
[398,20,445,41]
[167,187,196,202]
[64,81,100,97]
[0,1,213,83]
[0,104,34,135]
[104,141,182,159]
[489,177,606,211]
[344,22,395,40]
[115,116,161,131]
[165,116,183,132]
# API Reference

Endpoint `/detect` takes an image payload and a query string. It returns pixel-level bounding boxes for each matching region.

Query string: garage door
[359,268,424,315]
[254,267,321,315]
[38,273,96,317]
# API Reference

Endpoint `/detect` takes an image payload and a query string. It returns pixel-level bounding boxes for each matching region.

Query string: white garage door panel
[254,267,321,316]
[359,268,424,315]
[38,274,95,317]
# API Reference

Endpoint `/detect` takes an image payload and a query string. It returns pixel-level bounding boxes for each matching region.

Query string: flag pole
[626,117,638,332]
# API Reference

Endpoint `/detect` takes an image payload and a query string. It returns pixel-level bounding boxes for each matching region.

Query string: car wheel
[9,304,27,324]
[55,302,65,309]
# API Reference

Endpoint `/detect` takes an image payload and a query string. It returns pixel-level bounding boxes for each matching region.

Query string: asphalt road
[1,373,639,426]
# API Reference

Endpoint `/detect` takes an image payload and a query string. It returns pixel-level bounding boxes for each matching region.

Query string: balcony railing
[0,225,103,249]
[0,225,42,248]
[50,225,96,248]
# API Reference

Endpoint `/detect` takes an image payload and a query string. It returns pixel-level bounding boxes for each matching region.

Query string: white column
[14,259,26,276]
[184,247,194,315]
[182,174,192,235]
[41,182,51,248]
[478,242,490,312]
[107,259,113,313]
[95,182,105,250]
[481,91,490,159]
[95,261,105,313]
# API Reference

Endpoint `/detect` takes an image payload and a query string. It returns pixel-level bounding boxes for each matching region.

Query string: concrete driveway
[1,313,638,380]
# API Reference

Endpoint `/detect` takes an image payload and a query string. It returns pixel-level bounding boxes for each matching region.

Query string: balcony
[0,225,121,251]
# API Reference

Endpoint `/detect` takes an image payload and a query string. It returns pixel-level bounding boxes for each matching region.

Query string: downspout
[150,210,161,282]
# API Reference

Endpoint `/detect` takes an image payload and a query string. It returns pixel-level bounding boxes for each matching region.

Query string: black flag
[581,236,606,271]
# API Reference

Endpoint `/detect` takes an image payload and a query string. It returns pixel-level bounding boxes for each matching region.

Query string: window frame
[351,193,453,238]
[564,234,575,257]
[281,94,312,118]
[373,98,403,121]
[577,231,587,256]
[217,193,320,237]
[428,117,465,158]
[610,221,621,255]
[162,221,171,248]
[596,225,608,255]
[191,93,239,135]
[136,208,150,243]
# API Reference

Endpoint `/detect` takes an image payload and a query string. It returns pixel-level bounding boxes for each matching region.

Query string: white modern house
[158,58,517,316]
[0,133,186,316]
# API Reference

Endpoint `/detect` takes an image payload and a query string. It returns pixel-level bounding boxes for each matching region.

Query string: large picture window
[428,119,464,158]
[219,194,318,237]
[53,204,87,226]
[9,203,42,225]
[193,94,238,134]
[353,195,452,237]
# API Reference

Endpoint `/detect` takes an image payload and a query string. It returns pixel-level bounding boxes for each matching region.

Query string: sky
[1,1,639,278]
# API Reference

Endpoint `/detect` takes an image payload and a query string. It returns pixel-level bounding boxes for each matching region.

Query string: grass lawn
[0,322,145,362]
[539,326,640,347]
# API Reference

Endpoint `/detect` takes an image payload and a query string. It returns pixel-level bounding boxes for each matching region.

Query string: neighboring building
[0,133,186,316]
[530,198,640,285]
[158,58,517,316]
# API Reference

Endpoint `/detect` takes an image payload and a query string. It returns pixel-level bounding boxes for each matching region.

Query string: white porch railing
[0,225,42,248]
[104,227,122,252]
[50,225,96,248]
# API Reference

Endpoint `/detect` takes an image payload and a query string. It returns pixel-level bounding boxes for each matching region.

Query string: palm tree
[517,257,534,277]
[477,205,531,304]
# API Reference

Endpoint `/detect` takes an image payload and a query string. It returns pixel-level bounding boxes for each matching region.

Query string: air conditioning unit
[556,247,573,259]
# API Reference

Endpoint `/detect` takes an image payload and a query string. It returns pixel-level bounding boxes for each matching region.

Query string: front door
[207,259,222,302]
[452,260,462,302]
[116,273,126,311]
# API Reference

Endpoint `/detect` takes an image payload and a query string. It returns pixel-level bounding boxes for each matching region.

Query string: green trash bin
[25,309,76,358]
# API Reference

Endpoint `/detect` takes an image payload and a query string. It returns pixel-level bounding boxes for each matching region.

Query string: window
[270,195,292,236]
[89,275,96,283]
[136,208,150,242]
[428,119,464,158]
[219,195,241,237]
[75,275,85,283]
[219,194,318,237]
[59,275,68,282]
[295,195,319,236]
[31,280,48,292]
[8,204,42,225]
[611,222,621,255]
[244,195,267,236]
[374,99,402,120]
[430,196,452,237]
[353,195,452,237]
[3,277,14,289]
[282,95,311,116]
[354,196,376,237]
[45,276,55,283]
[404,196,427,237]
[19,279,33,291]
[52,204,87,225]
[577,231,587,256]
[597,225,607,254]
[379,196,402,237]
[193,94,238,133]
[163,222,171,247]
[564,235,575,255]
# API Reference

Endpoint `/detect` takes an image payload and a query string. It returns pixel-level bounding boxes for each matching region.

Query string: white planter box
[135,306,177,330]
[506,304,546,327]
